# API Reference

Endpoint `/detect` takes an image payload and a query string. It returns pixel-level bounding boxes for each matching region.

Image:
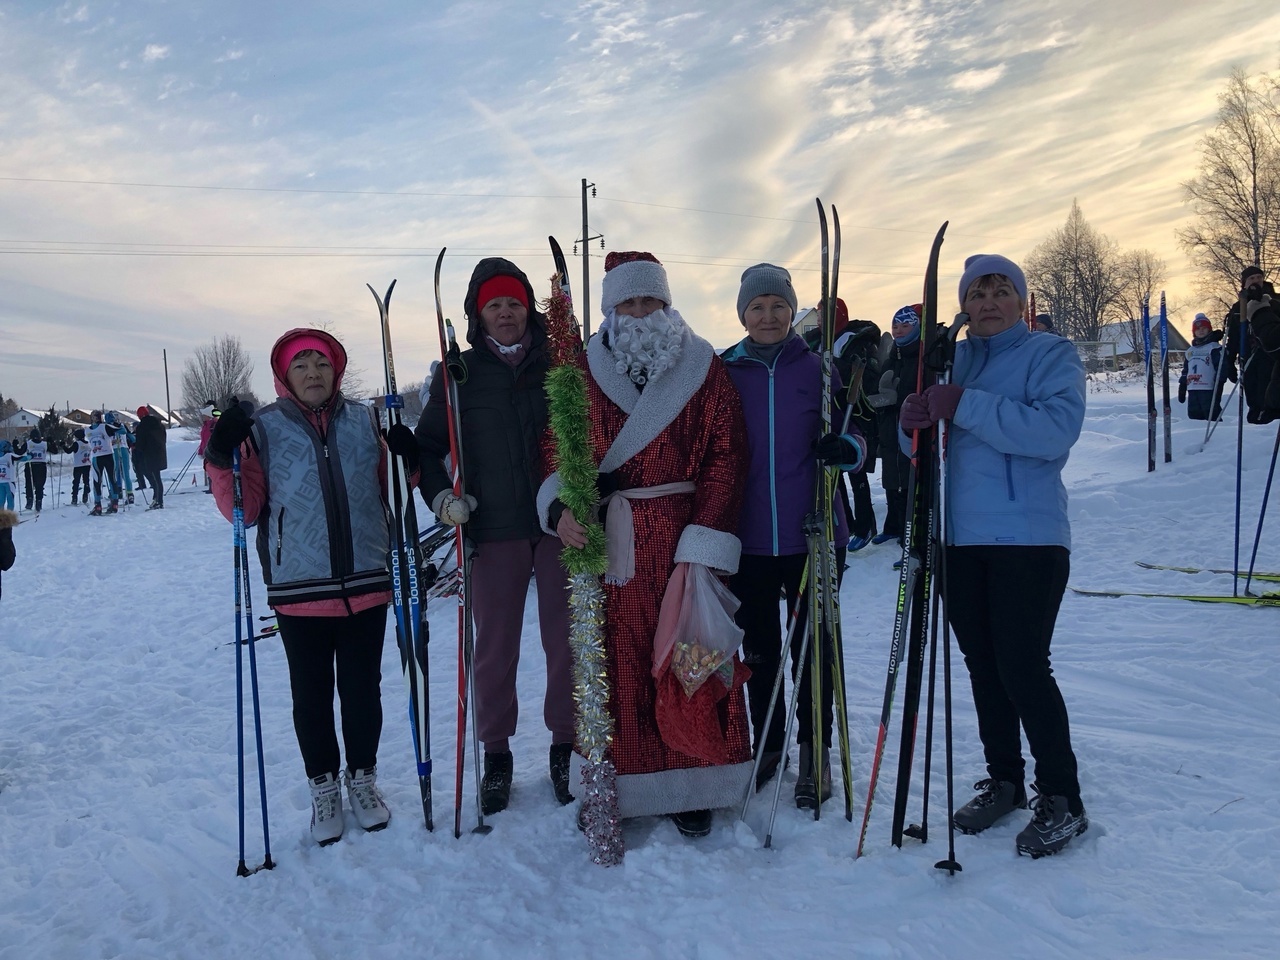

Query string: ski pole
[1244,423,1280,597]
[740,566,808,823]
[1234,295,1249,597]
[167,446,199,496]
[232,445,274,876]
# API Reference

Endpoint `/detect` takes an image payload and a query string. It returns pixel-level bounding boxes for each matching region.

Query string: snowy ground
[1,382,1278,960]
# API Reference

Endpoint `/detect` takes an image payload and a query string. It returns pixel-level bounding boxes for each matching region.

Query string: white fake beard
[607,306,686,386]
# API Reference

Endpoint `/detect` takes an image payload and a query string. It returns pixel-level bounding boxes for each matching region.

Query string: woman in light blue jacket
[900,253,1087,859]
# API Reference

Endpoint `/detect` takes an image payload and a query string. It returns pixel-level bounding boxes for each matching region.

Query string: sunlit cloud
[1,1,1279,408]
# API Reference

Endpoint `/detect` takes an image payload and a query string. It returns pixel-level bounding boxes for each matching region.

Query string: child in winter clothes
[0,439,25,512]
[0,506,15,602]
[205,327,419,847]
[1179,314,1225,422]
[87,410,123,514]
[63,429,93,505]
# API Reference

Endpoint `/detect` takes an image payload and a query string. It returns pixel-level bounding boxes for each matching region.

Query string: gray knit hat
[737,263,798,323]
[958,254,1027,307]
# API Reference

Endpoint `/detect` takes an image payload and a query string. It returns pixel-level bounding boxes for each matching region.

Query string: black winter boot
[480,751,513,815]
[549,743,574,805]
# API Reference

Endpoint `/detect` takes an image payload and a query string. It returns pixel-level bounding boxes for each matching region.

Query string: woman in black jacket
[414,257,575,816]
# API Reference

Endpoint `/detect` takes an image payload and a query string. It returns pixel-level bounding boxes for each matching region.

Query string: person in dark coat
[414,257,575,815]
[870,304,924,546]
[0,506,15,602]
[1237,266,1280,423]
[1224,265,1278,424]
[133,406,169,509]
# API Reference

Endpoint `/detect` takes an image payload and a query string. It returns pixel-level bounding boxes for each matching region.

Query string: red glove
[924,383,965,422]
[900,393,933,432]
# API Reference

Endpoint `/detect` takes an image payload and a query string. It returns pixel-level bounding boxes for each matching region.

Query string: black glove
[205,402,255,467]
[1224,355,1239,383]
[383,423,420,472]
[814,432,863,470]
[1178,382,1187,404]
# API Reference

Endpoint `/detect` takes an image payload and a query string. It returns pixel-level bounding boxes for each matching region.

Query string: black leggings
[92,454,119,503]
[278,604,387,779]
[732,550,846,751]
[945,544,1080,802]
[72,465,91,500]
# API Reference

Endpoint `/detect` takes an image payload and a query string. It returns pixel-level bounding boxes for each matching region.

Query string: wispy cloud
[1,1,1278,408]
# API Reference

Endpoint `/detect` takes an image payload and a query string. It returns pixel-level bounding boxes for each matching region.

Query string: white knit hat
[600,251,672,313]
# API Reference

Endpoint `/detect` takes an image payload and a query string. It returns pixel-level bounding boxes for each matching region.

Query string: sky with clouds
[1,0,1278,410]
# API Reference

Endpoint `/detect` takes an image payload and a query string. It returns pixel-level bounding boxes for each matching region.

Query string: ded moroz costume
[541,251,753,833]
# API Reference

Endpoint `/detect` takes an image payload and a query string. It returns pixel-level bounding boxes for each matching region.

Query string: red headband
[477,275,529,311]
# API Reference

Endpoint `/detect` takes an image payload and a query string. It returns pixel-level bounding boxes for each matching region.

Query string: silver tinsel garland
[568,572,624,865]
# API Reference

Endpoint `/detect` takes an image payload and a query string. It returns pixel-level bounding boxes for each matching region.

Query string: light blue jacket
[937,321,1085,549]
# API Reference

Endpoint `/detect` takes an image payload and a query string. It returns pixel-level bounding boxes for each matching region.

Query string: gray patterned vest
[251,395,391,606]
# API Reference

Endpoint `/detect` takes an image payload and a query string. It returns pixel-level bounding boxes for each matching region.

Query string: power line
[0,173,1006,238]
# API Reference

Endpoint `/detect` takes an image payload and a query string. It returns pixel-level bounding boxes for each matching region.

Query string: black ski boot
[480,751,513,815]
[670,809,712,838]
[952,778,1027,835]
[1016,790,1088,858]
[754,750,785,792]
[88,503,102,516]
[794,743,832,809]
[549,743,574,805]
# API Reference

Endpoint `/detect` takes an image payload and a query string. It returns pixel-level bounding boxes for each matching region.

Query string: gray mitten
[868,369,900,409]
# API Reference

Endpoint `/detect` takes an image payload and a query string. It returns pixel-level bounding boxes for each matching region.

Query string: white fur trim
[571,753,751,819]
[589,323,714,474]
[536,470,563,535]
[601,260,672,313]
[673,524,742,576]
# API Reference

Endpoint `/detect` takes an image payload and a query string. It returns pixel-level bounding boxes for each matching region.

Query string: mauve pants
[470,535,575,753]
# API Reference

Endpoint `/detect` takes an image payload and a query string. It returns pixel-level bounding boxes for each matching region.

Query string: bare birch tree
[1178,66,1280,308]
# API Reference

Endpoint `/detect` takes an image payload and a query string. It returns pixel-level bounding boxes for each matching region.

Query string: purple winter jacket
[723,333,860,556]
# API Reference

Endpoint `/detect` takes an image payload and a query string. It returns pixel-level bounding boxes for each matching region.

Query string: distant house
[0,408,45,440]
[65,409,97,425]
[1095,316,1190,363]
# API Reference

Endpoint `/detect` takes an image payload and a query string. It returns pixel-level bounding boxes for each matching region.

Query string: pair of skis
[367,280,436,833]
[856,223,961,874]
[368,257,493,840]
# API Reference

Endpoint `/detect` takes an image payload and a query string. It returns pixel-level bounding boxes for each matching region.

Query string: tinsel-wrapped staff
[542,238,624,866]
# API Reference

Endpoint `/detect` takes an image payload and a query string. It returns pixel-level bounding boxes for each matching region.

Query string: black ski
[889,223,948,848]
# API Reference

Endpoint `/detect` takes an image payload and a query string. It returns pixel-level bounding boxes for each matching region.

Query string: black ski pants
[92,454,119,504]
[733,549,846,752]
[72,465,91,501]
[27,463,47,510]
[881,487,909,540]
[140,467,163,505]
[278,604,386,780]
[843,470,876,540]
[945,544,1081,804]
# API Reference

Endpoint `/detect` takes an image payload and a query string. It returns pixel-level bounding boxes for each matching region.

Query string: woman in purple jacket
[722,264,867,809]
